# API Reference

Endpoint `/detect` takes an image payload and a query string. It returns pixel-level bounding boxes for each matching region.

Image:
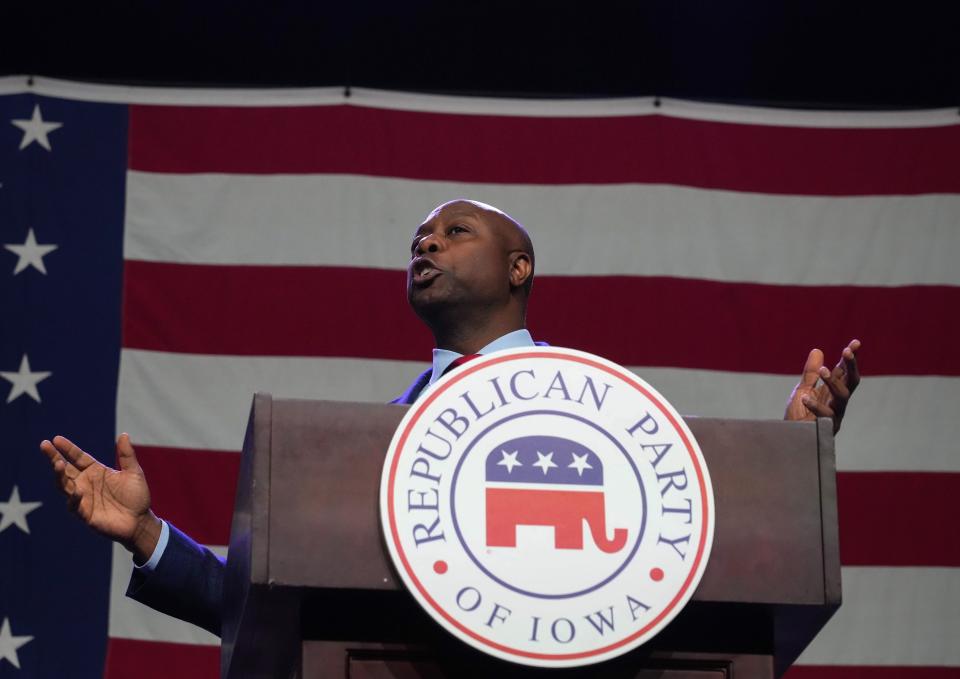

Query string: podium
[221,394,840,679]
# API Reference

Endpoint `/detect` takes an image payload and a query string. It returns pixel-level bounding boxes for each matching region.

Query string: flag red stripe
[122,261,956,376]
[127,105,960,196]
[838,472,960,567]
[104,639,219,679]
[785,666,959,679]
[138,439,960,567]
[135,445,240,547]
[103,639,958,679]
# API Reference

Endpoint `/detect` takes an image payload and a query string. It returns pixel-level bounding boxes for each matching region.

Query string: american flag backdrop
[0,76,957,678]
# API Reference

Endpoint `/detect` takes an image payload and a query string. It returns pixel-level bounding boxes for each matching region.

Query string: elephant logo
[381,347,714,668]
[484,435,628,553]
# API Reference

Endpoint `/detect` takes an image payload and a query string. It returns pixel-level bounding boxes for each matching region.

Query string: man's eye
[449,225,467,234]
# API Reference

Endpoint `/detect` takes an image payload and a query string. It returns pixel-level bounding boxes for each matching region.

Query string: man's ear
[508,252,533,290]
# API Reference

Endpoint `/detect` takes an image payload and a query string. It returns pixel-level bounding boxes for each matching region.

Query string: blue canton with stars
[0,92,127,677]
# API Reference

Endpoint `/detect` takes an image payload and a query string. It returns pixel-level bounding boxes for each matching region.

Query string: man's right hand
[40,434,161,563]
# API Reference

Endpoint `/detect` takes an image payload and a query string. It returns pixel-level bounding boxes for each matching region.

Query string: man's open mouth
[411,258,442,285]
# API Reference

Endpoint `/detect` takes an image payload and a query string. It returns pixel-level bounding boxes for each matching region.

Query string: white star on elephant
[532,451,557,475]
[568,452,593,476]
[497,449,522,473]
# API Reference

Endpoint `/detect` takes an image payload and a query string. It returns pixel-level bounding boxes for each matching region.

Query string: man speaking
[39,199,861,635]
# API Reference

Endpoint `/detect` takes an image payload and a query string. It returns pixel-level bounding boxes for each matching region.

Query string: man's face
[407,201,513,317]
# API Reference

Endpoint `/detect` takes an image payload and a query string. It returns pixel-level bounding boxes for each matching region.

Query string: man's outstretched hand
[785,339,861,434]
[40,434,161,563]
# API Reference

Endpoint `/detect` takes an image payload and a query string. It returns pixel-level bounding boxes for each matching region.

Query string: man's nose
[415,233,442,255]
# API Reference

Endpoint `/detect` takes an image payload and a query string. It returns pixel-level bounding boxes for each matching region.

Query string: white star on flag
[0,354,52,403]
[0,617,33,670]
[532,451,557,475]
[497,449,522,473]
[568,452,593,476]
[10,104,63,151]
[0,487,43,535]
[4,228,58,275]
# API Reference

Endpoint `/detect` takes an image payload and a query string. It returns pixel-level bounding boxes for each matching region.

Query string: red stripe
[104,639,218,679]
[838,472,960,567]
[122,261,957,376]
[128,105,960,196]
[787,667,960,678]
[102,641,959,679]
[136,445,239,546]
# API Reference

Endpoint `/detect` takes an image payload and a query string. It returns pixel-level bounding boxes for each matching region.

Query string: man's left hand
[785,339,861,434]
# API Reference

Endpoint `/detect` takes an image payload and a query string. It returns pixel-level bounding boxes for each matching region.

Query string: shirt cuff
[134,519,170,572]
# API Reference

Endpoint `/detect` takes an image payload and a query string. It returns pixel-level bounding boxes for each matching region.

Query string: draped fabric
[0,77,956,678]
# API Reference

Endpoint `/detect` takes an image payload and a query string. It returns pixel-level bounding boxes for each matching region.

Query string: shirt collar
[429,329,535,385]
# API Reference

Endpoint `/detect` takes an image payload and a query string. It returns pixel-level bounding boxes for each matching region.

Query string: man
[40,199,861,636]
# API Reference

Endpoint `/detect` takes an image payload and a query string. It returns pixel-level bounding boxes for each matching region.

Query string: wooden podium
[221,394,840,679]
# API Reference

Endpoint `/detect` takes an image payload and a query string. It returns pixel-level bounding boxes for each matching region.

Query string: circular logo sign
[380,347,714,667]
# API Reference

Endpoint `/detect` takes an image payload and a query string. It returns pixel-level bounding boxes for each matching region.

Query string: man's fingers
[841,339,861,392]
[51,435,95,471]
[40,439,58,463]
[51,458,70,496]
[800,348,825,388]
[791,341,859,436]
[40,439,72,469]
[804,394,843,434]
[819,365,851,404]
[802,395,834,420]
[115,433,141,473]
[52,458,78,481]
[43,439,76,489]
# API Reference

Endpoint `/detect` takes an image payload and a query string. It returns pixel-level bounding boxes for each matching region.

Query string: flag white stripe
[115,351,423,450]
[108,542,225,646]
[123,172,960,286]
[2,76,958,126]
[795,566,960,666]
[115,349,960,472]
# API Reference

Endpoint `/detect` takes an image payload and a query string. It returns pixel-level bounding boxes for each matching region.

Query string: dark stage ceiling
[3,1,958,108]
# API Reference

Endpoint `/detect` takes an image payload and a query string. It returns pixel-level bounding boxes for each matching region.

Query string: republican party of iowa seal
[380,347,714,667]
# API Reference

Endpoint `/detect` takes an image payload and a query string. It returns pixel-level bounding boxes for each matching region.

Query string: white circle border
[380,346,715,667]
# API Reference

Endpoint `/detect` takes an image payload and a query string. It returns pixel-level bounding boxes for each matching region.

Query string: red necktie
[441,353,482,377]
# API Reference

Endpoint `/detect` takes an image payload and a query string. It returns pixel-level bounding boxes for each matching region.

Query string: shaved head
[424,199,535,297]
[407,199,536,353]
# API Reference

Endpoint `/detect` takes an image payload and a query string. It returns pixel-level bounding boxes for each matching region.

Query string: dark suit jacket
[126,522,226,636]
[126,368,435,637]
[390,367,432,405]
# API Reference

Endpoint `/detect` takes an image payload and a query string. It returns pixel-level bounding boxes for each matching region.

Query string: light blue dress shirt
[137,328,537,571]
[428,328,535,385]
[136,519,170,570]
